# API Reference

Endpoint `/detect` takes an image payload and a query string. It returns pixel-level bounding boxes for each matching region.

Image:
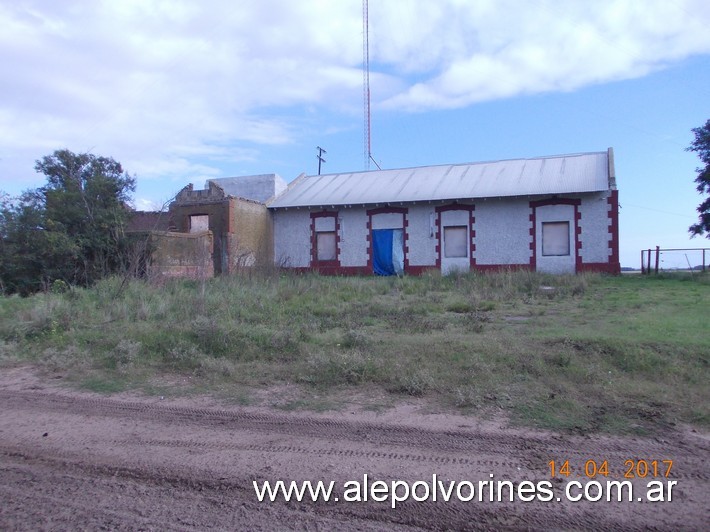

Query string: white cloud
[377,0,710,110]
[0,0,708,192]
[132,197,164,211]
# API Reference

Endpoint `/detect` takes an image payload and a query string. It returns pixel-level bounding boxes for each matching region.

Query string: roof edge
[268,190,608,211]
[607,147,617,190]
[266,172,307,206]
[302,150,610,179]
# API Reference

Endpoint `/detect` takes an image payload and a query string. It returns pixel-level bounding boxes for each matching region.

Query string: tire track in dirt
[0,446,527,531]
[112,438,525,469]
[0,482,193,532]
[0,449,411,531]
[1,388,707,530]
[0,389,544,455]
[1,389,703,469]
[107,438,709,482]
[2,389,706,481]
[0,447,633,532]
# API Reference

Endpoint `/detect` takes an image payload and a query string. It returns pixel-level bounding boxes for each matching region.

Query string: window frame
[443,225,468,258]
[541,221,571,256]
[315,230,337,262]
[189,214,209,233]
[310,211,339,267]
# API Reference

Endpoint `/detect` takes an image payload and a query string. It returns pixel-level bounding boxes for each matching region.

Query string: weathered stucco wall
[230,198,273,270]
[271,192,617,275]
[339,209,368,267]
[407,205,437,267]
[209,174,287,203]
[169,200,230,274]
[474,199,531,266]
[148,231,214,280]
[534,203,577,274]
[439,207,471,273]
[273,209,311,267]
[169,183,274,274]
[579,191,612,264]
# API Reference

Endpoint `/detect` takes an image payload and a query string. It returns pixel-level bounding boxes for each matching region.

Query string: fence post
[655,246,660,274]
[646,249,652,275]
[641,250,645,274]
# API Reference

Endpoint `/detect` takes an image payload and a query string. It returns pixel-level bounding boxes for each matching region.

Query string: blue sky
[1,0,709,268]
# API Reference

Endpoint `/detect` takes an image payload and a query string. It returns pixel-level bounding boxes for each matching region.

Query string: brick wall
[148,231,214,280]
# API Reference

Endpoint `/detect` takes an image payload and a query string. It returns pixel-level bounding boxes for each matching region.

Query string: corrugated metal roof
[268,151,611,209]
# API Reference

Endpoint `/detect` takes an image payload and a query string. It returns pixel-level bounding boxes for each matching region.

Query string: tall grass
[1,270,707,434]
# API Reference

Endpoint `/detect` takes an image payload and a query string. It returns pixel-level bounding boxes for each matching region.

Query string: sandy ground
[0,366,708,531]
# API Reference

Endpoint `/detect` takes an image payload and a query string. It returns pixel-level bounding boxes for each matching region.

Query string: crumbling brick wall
[227,198,273,272]
[167,182,273,275]
[169,198,230,274]
[148,231,214,280]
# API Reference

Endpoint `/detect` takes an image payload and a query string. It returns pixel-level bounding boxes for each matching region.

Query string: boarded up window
[316,231,336,261]
[189,214,209,233]
[444,226,467,258]
[542,222,570,256]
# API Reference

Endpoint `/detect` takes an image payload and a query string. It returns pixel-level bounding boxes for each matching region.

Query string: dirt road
[0,368,708,530]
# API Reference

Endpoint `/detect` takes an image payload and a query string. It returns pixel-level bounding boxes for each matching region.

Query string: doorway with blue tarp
[372,228,404,276]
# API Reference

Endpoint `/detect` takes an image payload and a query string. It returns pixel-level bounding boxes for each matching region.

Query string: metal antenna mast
[363,0,371,171]
[316,146,327,175]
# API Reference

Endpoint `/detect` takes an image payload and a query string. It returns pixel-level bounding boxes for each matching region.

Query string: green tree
[1,190,80,294]
[687,119,710,238]
[0,150,136,294]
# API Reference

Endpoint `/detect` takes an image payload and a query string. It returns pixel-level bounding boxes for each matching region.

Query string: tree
[0,190,79,294]
[687,119,710,238]
[0,150,136,294]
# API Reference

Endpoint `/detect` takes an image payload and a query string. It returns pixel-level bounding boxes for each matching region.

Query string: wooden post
[641,249,645,274]
[655,246,660,274]
[646,249,652,275]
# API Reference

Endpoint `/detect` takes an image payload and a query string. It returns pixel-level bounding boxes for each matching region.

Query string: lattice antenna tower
[363,0,371,171]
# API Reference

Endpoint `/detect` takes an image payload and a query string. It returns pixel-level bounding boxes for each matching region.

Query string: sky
[1,0,709,269]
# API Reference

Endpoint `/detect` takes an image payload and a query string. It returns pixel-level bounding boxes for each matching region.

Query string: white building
[268,150,620,275]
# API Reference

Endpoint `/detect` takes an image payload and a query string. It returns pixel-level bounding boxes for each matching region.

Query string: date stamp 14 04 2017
[548,459,677,503]
[548,459,673,479]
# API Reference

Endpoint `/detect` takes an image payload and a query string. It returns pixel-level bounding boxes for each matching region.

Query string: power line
[622,203,695,219]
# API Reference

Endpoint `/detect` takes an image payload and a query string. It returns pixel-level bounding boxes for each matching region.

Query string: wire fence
[640,247,709,274]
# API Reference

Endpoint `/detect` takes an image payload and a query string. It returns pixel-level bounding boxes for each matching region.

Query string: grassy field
[1,270,708,435]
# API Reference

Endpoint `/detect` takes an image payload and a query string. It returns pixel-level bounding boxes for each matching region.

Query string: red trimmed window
[443,226,468,258]
[310,211,339,266]
[541,221,570,256]
[316,231,336,261]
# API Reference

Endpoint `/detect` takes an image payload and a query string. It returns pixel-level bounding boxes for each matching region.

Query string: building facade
[167,174,285,274]
[268,150,620,275]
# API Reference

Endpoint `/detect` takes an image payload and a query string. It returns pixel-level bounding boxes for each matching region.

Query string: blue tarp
[372,229,404,276]
[392,229,404,275]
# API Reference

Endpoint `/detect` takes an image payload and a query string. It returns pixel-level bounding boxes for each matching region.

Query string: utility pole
[316,146,327,175]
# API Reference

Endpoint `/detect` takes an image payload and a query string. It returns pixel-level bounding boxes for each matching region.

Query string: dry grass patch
[1,270,707,435]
